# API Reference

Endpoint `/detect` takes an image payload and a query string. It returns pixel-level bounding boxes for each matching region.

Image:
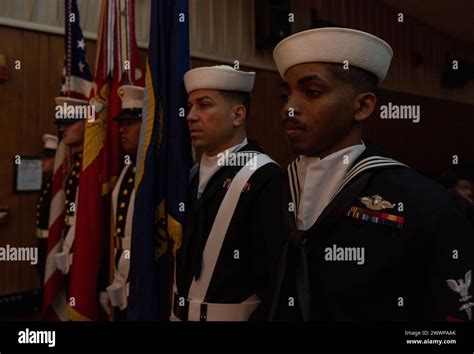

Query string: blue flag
[128,0,191,320]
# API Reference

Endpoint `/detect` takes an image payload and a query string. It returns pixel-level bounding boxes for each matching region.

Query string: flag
[128,0,191,320]
[104,0,144,193]
[69,0,143,321]
[43,141,69,320]
[43,0,92,321]
[59,0,92,100]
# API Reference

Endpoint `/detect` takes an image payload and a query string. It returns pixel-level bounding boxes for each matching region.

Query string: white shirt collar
[197,137,248,198]
[296,141,366,230]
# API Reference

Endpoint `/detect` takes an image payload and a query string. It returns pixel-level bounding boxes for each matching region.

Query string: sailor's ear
[353,92,376,122]
[232,104,246,127]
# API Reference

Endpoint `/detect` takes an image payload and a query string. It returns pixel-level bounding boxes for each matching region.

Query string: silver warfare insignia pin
[359,194,395,211]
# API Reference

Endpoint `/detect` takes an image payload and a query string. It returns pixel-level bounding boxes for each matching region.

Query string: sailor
[53,96,85,278]
[439,166,474,205]
[36,134,58,285]
[99,84,143,320]
[172,65,287,321]
[270,27,474,321]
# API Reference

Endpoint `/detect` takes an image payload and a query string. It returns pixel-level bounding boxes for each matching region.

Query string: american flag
[58,0,92,100]
[43,140,68,320]
[43,0,92,320]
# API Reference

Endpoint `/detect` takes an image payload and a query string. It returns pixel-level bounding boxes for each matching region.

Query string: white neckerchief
[296,141,366,230]
[197,137,248,199]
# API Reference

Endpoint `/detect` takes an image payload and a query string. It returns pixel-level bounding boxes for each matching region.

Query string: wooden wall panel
[1,26,29,294]
[18,30,41,291]
[290,0,311,33]
[190,0,275,69]
[187,0,474,105]
[306,0,474,104]
[364,90,474,172]
[0,26,144,294]
[2,0,473,104]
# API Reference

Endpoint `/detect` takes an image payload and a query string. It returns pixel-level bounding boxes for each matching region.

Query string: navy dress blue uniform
[271,143,474,321]
[174,140,287,320]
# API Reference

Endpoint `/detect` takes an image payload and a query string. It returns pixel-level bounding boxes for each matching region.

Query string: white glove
[99,291,112,316]
[54,252,71,275]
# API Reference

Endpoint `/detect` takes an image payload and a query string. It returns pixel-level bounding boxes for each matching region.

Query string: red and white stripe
[64,75,93,100]
[43,140,69,321]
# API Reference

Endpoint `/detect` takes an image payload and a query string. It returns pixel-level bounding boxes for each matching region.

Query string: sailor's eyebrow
[187,96,214,105]
[297,74,328,87]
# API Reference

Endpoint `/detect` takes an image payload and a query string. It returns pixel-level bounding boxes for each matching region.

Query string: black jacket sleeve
[431,196,474,321]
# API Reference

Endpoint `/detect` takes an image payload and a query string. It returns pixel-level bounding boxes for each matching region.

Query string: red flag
[68,0,143,320]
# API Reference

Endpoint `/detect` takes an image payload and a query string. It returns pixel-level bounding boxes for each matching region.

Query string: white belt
[173,292,261,321]
[36,229,48,239]
[115,236,131,250]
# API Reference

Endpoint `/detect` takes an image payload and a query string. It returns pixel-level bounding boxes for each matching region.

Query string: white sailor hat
[184,65,256,94]
[273,27,393,82]
[43,134,58,150]
[54,96,90,124]
[114,85,145,120]
[54,96,89,106]
[118,85,144,110]
[42,134,58,156]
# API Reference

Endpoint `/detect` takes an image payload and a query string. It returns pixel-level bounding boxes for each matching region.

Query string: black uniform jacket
[36,174,52,231]
[271,144,474,321]
[175,140,288,319]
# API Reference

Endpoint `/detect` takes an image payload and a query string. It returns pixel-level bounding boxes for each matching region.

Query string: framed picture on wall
[13,156,42,192]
